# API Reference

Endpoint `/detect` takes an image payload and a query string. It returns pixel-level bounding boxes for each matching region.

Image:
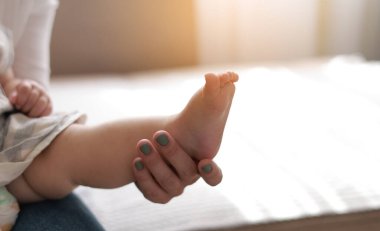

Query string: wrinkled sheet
[51,56,380,231]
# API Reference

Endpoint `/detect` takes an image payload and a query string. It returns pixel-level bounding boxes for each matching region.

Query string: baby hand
[9,80,52,117]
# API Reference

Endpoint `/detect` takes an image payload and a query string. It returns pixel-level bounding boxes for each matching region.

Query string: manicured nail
[135,160,144,171]
[202,164,213,174]
[156,134,169,146]
[139,143,151,155]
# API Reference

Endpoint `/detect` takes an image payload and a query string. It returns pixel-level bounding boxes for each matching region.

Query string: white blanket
[51,56,380,231]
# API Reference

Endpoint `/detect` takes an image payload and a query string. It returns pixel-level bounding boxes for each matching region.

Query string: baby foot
[166,72,238,160]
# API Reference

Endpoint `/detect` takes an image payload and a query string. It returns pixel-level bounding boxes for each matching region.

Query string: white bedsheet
[51,56,380,231]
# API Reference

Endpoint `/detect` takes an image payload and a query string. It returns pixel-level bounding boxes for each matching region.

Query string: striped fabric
[0,90,83,229]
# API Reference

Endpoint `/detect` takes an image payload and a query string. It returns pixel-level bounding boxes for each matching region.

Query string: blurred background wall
[195,0,380,65]
[50,0,380,75]
[50,0,197,75]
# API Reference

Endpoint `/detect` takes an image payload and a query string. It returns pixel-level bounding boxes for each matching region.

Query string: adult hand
[133,130,223,203]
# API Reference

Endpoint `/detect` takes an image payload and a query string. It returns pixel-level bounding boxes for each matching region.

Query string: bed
[50,55,380,231]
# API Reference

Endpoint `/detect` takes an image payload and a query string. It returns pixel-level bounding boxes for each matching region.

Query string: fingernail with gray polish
[156,134,169,146]
[202,164,213,174]
[135,160,144,171]
[139,143,151,155]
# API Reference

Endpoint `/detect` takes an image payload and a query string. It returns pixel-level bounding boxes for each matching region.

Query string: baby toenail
[156,134,169,146]
[140,143,152,155]
[202,164,213,174]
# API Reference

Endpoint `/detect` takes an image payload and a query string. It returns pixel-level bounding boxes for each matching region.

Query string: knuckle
[30,105,43,117]
[145,192,170,204]
[29,91,38,100]
[159,174,177,189]
[18,81,29,90]
[185,174,200,186]
[157,197,171,204]
[160,196,171,204]
[158,174,184,196]
[162,142,179,158]
[173,185,184,197]
[144,189,160,201]
[180,168,198,185]
[39,96,48,104]
[34,101,44,109]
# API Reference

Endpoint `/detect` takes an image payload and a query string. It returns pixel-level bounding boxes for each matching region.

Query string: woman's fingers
[136,139,184,198]
[133,158,172,204]
[133,130,223,204]
[153,130,199,186]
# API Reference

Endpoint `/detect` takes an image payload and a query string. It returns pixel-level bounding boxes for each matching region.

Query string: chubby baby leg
[7,72,237,203]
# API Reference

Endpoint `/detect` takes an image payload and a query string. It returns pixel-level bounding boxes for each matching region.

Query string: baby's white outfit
[0,0,59,89]
[0,90,84,229]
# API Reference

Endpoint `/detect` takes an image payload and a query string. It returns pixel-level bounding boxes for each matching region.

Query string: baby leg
[7,72,237,202]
